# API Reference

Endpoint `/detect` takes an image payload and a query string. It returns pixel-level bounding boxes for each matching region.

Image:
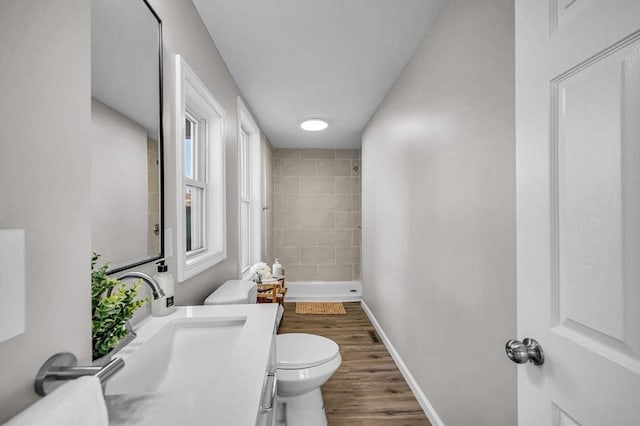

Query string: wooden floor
[278,302,431,426]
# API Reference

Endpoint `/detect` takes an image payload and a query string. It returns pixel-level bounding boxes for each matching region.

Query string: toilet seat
[276,333,340,370]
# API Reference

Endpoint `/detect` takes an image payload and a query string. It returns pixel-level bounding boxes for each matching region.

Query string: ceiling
[193,0,447,149]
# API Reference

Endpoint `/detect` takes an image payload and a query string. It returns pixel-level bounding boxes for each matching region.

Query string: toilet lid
[276,333,340,370]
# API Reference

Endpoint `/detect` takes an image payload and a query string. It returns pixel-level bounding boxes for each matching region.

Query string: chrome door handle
[505,338,544,365]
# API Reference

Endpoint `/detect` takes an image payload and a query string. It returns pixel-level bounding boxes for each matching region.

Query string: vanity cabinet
[256,333,278,426]
[103,304,279,426]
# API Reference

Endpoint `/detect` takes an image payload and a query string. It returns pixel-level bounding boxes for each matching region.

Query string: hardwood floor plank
[278,302,431,426]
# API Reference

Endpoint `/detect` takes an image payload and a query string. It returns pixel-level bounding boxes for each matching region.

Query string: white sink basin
[104,305,278,426]
[106,317,246,395]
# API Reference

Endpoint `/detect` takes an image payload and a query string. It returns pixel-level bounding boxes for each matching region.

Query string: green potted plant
[91,253,148,361]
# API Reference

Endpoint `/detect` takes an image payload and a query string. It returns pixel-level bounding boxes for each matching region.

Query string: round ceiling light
[300,119,328,132]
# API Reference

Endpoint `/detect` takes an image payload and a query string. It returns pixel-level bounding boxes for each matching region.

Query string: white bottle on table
[272,258,283,277]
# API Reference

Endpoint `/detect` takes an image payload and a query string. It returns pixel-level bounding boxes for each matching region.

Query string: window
[239,127,251,269]
[175,55,226,282]
[237,97,263,278]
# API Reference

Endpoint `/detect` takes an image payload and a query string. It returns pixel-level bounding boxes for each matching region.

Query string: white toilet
[203,279,285,326]
[205,280,342,426]
[203,279,258,305]
[276,333,341,426]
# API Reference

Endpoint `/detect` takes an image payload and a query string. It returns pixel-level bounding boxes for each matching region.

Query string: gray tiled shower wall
[272,149,361,281]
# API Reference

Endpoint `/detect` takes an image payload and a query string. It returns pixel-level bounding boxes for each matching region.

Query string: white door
[515,1,640,425]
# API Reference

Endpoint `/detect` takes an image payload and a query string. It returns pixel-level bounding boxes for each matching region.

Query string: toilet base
[276,388,327,426]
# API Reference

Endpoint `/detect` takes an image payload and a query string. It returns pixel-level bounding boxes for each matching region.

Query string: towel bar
[34,352,124,396]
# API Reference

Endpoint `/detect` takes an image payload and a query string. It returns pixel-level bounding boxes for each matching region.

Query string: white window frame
[175,55,226,282]
[237,97,263,279]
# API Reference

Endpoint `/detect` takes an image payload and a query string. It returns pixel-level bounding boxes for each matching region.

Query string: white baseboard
[285,281,362,302]
[360,300,444,426]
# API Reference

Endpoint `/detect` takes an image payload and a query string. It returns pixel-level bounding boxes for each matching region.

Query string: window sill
[179,249,226,282]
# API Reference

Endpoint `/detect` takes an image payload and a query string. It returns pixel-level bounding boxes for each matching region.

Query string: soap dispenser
[272,258,283,277]
[152,261,175,316]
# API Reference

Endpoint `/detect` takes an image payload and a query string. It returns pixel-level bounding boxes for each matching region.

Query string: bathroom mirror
[90,0,164,273]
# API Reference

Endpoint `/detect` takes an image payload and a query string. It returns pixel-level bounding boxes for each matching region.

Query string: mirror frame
[104,0,165,274]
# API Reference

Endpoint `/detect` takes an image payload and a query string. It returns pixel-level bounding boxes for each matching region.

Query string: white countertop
[105,304,279,426]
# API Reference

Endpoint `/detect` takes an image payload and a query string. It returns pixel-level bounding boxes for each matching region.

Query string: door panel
[553,37,640,357]
[516,1,640,425]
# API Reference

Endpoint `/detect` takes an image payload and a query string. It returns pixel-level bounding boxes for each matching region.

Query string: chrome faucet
[106,272,166,341]
[113,271,165,299]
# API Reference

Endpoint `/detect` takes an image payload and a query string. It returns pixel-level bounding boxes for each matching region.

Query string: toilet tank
[203,280,257,305]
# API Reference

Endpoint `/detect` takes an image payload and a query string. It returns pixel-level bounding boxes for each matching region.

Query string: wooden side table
[256,276,286,306]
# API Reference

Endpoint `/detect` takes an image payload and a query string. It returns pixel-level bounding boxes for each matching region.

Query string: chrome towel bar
[34,352,124,396]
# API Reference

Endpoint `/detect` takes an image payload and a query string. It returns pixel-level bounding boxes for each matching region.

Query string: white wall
[146,0,263,305]
[361,1,516,425]
[0,0,91,421]
[262,134,275,266]
[0,0,268,419]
